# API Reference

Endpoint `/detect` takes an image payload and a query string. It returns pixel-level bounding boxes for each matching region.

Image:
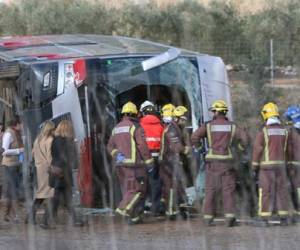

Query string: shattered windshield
[102,56,202,128]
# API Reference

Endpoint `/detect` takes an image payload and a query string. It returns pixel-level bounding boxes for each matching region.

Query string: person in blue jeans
[1,117,24,222]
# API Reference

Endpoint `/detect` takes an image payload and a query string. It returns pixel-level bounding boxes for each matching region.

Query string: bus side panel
[78,137,93,207]
[52,86,85,140]
[197,55,232,122]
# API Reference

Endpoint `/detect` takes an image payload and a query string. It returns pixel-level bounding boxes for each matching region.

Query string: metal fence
[190,39,300,86]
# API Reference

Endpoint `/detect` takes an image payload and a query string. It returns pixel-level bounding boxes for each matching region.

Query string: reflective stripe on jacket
[159,121,186,161]
[205,123,236,160]
[191,115,248,162]
[252,124,289,168]
[107,117,153,166]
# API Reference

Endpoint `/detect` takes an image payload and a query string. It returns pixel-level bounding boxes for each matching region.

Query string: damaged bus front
[0,35,232,208]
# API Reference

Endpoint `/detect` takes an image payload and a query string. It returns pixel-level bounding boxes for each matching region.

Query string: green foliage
[0,0,117,35]
[244,0,300,66]
[0,0,299,67]
[0,0,299,131]
[208,1,249,63]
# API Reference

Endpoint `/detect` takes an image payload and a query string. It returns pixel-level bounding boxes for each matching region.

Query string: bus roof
[0,34,198,62]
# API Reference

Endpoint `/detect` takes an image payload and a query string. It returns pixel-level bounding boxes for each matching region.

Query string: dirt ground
[0,76,299,250]
[0,212,300,250]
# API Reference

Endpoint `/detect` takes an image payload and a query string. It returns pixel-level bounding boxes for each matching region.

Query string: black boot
[292,214,300,223]
[4,200,11,222]
[179,207,188,220]
[226,217,237,227]
[280,218,289,226]
[204,218,215,226]
[167,214,177,221]
[127,215,143,225]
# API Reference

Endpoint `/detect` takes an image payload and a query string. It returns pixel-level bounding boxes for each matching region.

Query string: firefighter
[161,103,175,125]
[191,100,247,227]
[173,106,192,155]
[159,105,190,220]
[285,105,300,221]
[139,100,164,215]
[107,102,154,224]
[252,102,290,226]
[173,106,193,192]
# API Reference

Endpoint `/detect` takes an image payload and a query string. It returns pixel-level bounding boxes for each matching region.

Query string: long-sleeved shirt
[2,130,22,156]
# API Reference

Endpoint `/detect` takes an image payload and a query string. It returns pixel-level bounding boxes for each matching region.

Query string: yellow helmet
[261,102,279,121]
[209,100,228,112]
[173,106,188,117]
[161,103,175,117]
[121,102,138,115]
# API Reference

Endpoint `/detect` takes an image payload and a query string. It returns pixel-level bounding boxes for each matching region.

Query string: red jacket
[140,115,164,151]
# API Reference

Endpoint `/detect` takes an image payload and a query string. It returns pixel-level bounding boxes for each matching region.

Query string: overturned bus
[0,34,232,207]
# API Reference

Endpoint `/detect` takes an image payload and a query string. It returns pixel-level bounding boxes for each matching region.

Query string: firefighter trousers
[160,159,187,217]
[203,161,236,220]
[116,165,147,218]
[258,167,289,218]
[147,157,162,213]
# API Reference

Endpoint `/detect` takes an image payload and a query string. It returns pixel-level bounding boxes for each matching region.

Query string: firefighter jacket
[140,114,164,153]
[288,127,300,167]
[159,121,190,161]
[252,124,289,169]
[191,115,247,161]
[107,117,153,167]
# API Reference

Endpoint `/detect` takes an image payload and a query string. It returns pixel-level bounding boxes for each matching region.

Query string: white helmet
[140,100,154,112]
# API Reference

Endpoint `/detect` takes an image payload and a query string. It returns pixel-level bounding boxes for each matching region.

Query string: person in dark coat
[50,119,81,226]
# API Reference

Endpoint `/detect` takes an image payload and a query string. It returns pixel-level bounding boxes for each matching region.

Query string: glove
[115,152,125,163]
[146,164,156,178]
[18,152,24,163]
[146,163,155,173]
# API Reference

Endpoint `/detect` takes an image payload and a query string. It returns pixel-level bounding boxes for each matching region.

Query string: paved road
[0,214,300,250]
